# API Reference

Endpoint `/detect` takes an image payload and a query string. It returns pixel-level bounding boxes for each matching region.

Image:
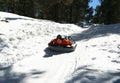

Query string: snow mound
[0,12,83,68]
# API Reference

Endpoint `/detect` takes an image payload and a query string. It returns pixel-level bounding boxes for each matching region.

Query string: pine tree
[95,0,120,24]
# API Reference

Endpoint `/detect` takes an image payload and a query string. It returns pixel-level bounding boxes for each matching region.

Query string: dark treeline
[0,0,93,25]
[0,0,120,25]
[93,0,120,24]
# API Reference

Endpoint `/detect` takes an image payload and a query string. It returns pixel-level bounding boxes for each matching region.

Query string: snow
[0,11,120,83]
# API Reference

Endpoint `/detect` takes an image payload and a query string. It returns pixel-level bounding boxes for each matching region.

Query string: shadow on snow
[71,24,120,42]
[0,65,45,83]
[6,17,33,21]
[43,47,71,58]
[65,65,120,83]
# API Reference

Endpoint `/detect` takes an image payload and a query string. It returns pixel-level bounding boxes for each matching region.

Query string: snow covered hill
[0,12,120,83]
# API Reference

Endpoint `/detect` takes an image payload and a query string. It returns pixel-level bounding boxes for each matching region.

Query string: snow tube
[48,43,77,52]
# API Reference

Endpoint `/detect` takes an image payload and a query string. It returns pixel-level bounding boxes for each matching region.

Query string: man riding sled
[48,35,73,47]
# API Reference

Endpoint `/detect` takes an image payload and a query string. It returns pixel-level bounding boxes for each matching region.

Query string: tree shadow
[109,72,120,83]
[65,65,97,83]
[114,79,120,83]
[0,36,9,52]
[71,24,120,41]
[65,65,120,83]
[0,65,46,83]
[6,17,33,21]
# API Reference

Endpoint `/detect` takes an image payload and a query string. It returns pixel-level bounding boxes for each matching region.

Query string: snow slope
[0,12,120,83]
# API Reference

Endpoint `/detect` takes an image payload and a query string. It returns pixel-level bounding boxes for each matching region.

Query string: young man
[49,35,73,46]
[52,35,62,45]
[61,39,72,46]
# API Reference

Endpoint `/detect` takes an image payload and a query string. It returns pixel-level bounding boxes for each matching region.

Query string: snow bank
[0,12,83,68]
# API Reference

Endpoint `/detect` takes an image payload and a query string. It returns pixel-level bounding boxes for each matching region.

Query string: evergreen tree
[94,0,120,24]
[93,5,102,23]
[85,7,94,24]
[47,0,91,23]
[0,0,93,24]
[16,0,34,17]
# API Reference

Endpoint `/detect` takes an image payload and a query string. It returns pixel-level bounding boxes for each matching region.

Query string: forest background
[0,0,120,25]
